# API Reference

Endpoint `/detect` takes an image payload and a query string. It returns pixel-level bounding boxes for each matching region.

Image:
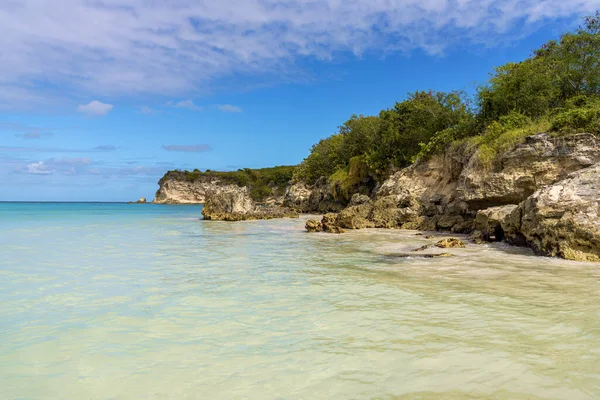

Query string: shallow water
[1,202,600,399]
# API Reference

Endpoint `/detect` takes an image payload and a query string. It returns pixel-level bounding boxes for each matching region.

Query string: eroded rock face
[503,163,600,262]
[202,188,298,221]
[457,133,600,210]
[154,177,238,204]
[284,179,345,213]
[474,205,518,242]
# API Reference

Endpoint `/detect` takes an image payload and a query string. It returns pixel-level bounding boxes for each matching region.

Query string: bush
[551,98,600,133]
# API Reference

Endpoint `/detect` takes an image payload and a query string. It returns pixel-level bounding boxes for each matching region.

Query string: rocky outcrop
[284,178,346,213]
[304,132,600,261]
[473,205,518,242]
[457,133,600,209]
[503,163,600,262]
[202,187,299,221]
[154,177,227,204]
[128,197,147,204]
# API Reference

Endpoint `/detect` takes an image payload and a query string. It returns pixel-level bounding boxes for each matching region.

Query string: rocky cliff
[153,176,225,204]
[301,132,600,262]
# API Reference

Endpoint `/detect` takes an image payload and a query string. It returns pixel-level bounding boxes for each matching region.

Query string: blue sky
[0,1,597,201]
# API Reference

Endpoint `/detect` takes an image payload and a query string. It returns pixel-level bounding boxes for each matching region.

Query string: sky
[1,1,598,202]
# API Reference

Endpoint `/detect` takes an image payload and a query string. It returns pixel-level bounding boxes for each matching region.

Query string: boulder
[305,219,323,233]
[474,205,518,241]
[338,203,374,229]
[136,197,147,204]
[435,238,466,248]
[503,163,600,262]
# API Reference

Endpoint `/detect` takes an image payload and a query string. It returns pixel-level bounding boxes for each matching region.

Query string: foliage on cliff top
[294,11,600,186]
[159,165,296,201]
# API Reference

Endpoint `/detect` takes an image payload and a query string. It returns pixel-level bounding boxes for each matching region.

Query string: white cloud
[26,161,54,175]
[19,157,94,176]
[0,1,597,107]
[77,100,114,116]
[167,100,203,111]
[218,104,243,113]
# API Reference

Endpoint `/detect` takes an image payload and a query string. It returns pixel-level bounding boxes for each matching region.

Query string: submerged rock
[412,245,433,252]
[435,238,466,249]
[503,163,600,262]
[305,219,323,233]
[393,253,453,258]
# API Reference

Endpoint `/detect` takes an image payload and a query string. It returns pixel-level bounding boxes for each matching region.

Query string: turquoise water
[2,202,600,399]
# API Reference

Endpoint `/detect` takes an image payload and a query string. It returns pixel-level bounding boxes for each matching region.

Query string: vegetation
[293,11,600,188]
[161,12,599,205]
[159,166,296,201]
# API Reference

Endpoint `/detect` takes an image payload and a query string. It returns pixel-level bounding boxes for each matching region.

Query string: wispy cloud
[161,144,212,153]
[0,145,119,153]
[1,122,53,139]
[78,101,114,116]
[218,104,243,113]
[167,100,203,111]
[139,106,161,115]
[93,145,118,151]
[20,131,43,139]
[16,157,94,176]
[0,1,597,108]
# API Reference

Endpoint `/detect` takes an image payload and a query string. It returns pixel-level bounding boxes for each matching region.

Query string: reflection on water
[1,203,600,399]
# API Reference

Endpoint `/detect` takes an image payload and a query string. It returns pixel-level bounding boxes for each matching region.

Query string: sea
[1,202,600,399]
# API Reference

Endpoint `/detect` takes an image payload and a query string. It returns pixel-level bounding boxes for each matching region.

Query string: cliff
[153,166,295,205]
[301,132,600,262]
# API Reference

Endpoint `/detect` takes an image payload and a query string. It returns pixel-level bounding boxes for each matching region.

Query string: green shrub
[551,103,600,133]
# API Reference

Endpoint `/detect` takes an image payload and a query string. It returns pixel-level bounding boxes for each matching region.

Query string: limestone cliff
[306,132,600,261]
[153,166,295,205]
[153,176,229,204]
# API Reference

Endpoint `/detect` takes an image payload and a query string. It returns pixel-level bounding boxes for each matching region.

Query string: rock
[474,205,518,241]
[424,235,435,239]
[412,245,433,252]
[415,233,424,236]
[284,182,313,211]
[324,225,346,234]
[305,219,323,233]
[337,203,374,229]
[202,188,298,221]
[457,133,600,210]
[436,215,464,230]
[320,213,345,233]
[350,193,371,206]
[137,197,147,204]
[435,238,466,248]
[503,163,600,262]
[393,253,454,258]
[468,230,485,244]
